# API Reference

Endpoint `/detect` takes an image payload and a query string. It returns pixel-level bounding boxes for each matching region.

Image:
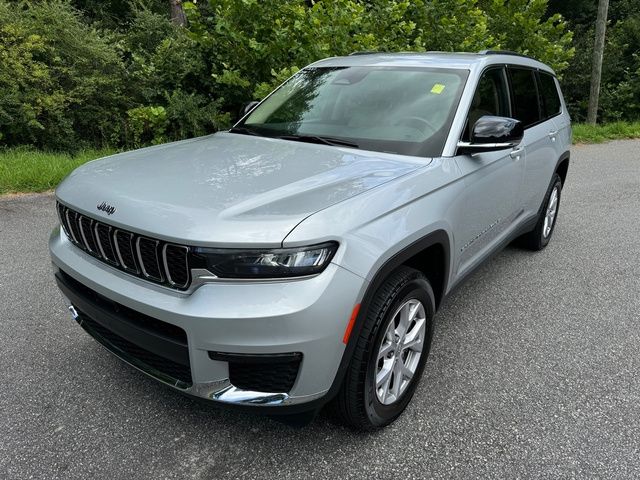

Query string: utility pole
[170,0,187,27]
[587,0,610,125]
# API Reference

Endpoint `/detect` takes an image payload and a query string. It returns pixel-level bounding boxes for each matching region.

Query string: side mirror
[457,116,524,155]
[240,100,260,118]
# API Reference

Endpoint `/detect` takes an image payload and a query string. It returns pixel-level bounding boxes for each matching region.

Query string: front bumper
[49,227,367,410]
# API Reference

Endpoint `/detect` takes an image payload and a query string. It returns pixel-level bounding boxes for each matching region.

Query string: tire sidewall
[363,278,435,426]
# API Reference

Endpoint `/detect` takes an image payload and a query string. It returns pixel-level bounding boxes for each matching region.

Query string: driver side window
[463,68,510,140]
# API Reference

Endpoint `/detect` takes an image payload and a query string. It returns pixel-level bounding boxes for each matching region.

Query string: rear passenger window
[538,72,561,118]
[508,68,541,128]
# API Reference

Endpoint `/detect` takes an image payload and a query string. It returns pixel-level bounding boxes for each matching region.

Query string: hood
[56,133,427,246]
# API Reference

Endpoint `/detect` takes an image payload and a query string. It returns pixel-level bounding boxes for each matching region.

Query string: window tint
[463,68,510,140]
[538,72,561,118]
[508,68,541,128]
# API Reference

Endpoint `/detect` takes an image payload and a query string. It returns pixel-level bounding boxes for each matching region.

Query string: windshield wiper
[228,126,261,136]
[278,134,359,149]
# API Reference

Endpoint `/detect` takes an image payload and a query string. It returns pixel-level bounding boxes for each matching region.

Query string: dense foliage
[550,0,640,122]
[1,0,575,151]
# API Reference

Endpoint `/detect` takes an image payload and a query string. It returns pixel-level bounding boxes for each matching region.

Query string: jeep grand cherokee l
[50,51,571,430]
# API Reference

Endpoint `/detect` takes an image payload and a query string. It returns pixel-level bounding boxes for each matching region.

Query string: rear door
[507,66,560,216]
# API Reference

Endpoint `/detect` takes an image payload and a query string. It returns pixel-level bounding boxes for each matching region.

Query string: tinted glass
[464,67,510,140]
[508,68,541,128]
[538,72,561,118]
[241,66,469,157]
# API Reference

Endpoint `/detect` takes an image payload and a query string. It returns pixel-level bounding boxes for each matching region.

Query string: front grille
[209,352,302,393]
[57,202,191,290]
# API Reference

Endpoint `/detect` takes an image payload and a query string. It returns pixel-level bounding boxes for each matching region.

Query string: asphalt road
[1,141,640,479]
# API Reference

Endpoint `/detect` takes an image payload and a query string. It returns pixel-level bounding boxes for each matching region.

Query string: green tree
[185,0,573,112]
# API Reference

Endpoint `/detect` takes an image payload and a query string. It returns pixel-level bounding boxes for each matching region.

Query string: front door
[454,66,525,275]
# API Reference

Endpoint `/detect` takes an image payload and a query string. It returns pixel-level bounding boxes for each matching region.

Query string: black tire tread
[330,266,432,430]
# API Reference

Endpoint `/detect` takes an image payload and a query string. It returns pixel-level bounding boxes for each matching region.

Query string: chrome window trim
[456,141,516,150]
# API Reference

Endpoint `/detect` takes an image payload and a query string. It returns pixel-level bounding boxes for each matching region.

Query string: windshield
[237,66,468,157]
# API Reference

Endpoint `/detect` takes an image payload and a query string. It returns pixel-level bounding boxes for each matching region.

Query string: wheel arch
[555,151,570,185]
[320,230,451,407]
[363,229,451,311]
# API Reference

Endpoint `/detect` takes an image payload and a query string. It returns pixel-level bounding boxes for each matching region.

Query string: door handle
[548,130,558,141]
[509,147,524,160]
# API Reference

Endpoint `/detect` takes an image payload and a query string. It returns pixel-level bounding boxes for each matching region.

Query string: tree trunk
[170,0,187,27]
[587,0,609,125]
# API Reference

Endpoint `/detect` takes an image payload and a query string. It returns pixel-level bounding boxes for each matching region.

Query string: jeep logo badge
[97,201,116,216]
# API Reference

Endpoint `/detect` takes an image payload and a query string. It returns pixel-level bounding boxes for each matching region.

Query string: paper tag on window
[431,83,446,94]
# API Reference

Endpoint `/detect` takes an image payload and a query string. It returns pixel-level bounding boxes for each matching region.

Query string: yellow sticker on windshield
[431,83,446,94]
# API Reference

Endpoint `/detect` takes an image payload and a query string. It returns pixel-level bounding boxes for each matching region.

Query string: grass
[2,121,640,195]
[0,148,114,195]
[572,121,640,144]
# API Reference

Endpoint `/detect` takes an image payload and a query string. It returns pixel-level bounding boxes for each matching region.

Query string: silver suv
[50,51,571,430]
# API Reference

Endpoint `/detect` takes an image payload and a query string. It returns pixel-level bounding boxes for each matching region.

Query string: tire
[330,266,435,430]
[520,173,562,251]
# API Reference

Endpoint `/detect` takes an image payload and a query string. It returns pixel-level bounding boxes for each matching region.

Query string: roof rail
[478,49,536,60]
[348,51,379,56]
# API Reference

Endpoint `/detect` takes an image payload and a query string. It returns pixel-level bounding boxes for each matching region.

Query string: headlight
[191,242,338,279]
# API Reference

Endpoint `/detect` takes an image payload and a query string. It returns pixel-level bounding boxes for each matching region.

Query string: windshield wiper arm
[278,134,359,149]
[228,126,261,136]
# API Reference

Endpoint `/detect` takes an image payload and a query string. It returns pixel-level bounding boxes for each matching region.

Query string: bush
[186,0,574,109]
[0,1,126,150]
[0,0,575,152]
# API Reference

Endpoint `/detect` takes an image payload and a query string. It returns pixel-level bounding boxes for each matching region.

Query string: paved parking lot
[1,140,639,479]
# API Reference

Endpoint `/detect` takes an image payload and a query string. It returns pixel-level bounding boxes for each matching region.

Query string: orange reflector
[342,303,361,344]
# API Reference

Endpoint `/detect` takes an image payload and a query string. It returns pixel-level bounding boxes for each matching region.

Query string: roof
[310,51,555,75]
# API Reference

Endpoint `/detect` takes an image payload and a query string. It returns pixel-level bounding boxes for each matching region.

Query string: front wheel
[331,266,435,430]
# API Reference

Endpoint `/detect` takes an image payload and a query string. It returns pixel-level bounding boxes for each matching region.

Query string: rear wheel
[331,266,435,430]
[520,173,562,251]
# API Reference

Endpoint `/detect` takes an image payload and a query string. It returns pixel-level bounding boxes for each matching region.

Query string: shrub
[0,0,576,152]
[0,1,126,150]
[127,106,168,147]
[185,0,574,112]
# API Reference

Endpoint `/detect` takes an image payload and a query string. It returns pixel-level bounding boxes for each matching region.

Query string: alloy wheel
[543,186,559,238]
[375,299,426,405]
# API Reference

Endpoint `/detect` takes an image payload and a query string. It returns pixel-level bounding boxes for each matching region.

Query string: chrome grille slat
[114,230,138,273]
[79,216,99,256]
[56,202,190,290]
[136,237,163,282]
[64,209,81,245]
[95,223,118,266]
[57,203,71,238]
[162,244,190,288]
